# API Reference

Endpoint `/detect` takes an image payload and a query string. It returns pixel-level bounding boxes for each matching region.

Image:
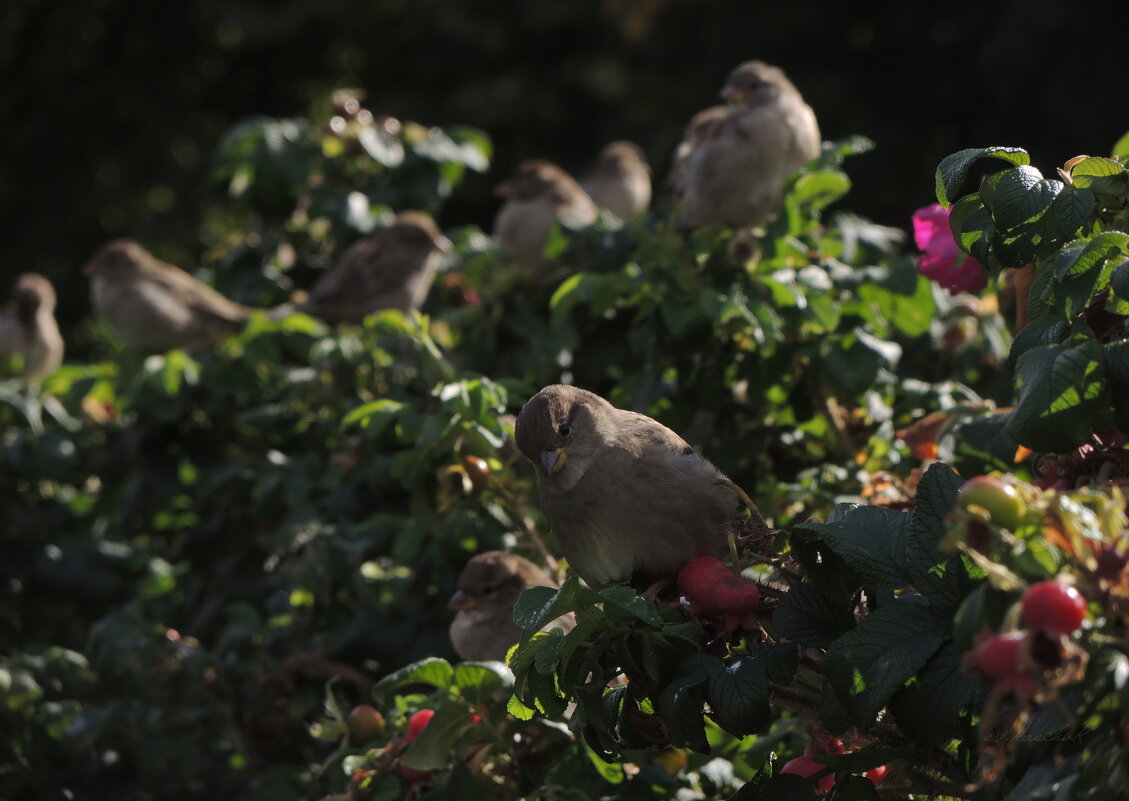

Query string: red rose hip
[781,755,834,792]
[1021,581,1086,635]
[976,632,1025,681]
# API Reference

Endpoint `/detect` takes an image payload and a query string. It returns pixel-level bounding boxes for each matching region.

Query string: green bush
[3,93,1127,801]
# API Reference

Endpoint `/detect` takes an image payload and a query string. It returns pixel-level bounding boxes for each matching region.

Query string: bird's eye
[482,585,494,595]
[558,423,572,437]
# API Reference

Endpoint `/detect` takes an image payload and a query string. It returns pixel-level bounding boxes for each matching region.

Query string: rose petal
[912,203,951,251]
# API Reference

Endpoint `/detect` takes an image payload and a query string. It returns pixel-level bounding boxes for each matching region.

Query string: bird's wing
[615,410,695,457]
[307,237,397,304]
[142,262,250,325]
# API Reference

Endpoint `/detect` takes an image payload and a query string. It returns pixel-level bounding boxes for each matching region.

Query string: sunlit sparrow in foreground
[493,160,598,270]
[580,141,652,221]
[297,211,451,324]
[676,60,821,229]
[448,551,574,661]
[84,240,252,351]
[515,385,741,590]
[0,273,64,382]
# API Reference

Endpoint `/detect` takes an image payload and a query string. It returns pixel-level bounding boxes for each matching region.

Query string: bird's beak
[539,447,568,476]
[447,590,476,611]
[435,234,453,254]
[721,85,743,104]
[494,180,513,198]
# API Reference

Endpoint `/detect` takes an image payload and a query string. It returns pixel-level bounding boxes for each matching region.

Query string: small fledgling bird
[84,239,252,351]
[514,385,741,590]
[448,550,574,662]
[297,211,451,324]
[580,141,652,221]
[493,160,598,271]
[675,60,821,229]
[0,273,64,383]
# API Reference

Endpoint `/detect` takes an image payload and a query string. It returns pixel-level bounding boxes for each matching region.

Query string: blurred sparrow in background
[84,239,252,351]
[0,273,64,382]
[515,384,743,590]
[493,160,598,273]
[296,211,451,324]
[580,141,652,221]
[675,60,821,229]
[448,550,574,662]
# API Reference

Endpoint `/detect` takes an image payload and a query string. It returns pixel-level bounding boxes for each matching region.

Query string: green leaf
[401,702,468,770]
[948,194,994,265]
[730,773,821,801]
[935,147,1031,207]
[1113,130,1129,160]
[773,583,856,648]
[757,642,800,685]
[906,463,971,610]
[798,504,911,590]
[1008,339,1108,452]
[513,577,600,632]
[941,412,1022,476]
[453,662,513,702]
[373,657,453,695]
[684,654,770,736]
[342,398,404,433]
[988,165,1060,233]
[1007,315,1068,372]
[790,170,851,211]
[596,585,664,626]
[658,674,708,752]
[824,596,947,728]
[1070,156,1129,196]
[888,642,983,746]
[1045,186,1095,241]
[951,582,1013,653]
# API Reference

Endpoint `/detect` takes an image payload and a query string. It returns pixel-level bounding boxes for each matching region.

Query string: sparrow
[514,385,741,590]
[580,141,652,221]
[662,105,728,208]
[675,60,821,229]
[297,211,451,324]
[447,550,574,662]
[492,160,598,271]
[0,273,64,382]
[83,239,253,351]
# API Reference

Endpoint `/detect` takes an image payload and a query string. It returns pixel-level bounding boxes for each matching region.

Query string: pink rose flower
[912,203,987,295]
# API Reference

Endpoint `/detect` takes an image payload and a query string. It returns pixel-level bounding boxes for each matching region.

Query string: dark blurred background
[2,0,1127,332]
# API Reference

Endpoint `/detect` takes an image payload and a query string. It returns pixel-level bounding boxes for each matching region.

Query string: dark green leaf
[935,147,1031,207]
[798,504,911,590]
[682,654,770,736]
[989,165,1060,233]
[513,577,599,632]
[948,194,995,266]
[940,412,1022,476]
[1008,315,1068,372]
[1045,187,1095,240]
[729,773,820,801]
[1008,340,1108,452]
[774,583,856,648]
[824,596,947,728]
[906,463,971,610]
[373,657,453,695]
[888,642,983,746]
[658,674,709,751]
